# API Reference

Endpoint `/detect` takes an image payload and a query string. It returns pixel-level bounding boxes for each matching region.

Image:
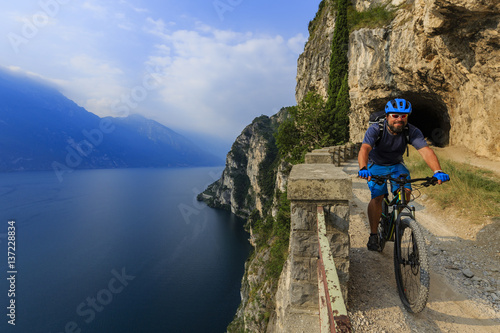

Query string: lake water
[0,167,251,333]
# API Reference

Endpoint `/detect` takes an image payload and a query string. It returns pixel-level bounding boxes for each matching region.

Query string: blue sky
[1,0,320,156]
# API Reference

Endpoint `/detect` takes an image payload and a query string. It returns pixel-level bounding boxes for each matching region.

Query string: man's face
[387,113,408,133]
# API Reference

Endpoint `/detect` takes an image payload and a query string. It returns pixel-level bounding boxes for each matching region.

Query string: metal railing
[317,206,352,333]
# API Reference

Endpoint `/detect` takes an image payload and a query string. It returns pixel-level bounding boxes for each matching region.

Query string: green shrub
[257,124,279,206]
[405,149,500,219]
[231,144,248,167]
[232,171,251,208]
[263,191,291,279]
[276,1,351,164]
[348,2,396,32]
[308,0,326,34]
[276,92,333,165]
[326,0,350,143]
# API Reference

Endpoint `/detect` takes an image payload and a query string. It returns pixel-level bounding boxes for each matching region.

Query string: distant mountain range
[0,69,223,173]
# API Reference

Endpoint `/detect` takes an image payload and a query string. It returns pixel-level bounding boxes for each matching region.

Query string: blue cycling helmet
[385,98,412,114]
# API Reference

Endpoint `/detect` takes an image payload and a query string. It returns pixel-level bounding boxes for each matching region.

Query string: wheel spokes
[399,228,421,305]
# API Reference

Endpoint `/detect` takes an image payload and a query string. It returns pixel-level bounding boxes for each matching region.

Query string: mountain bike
[371,174,438,313]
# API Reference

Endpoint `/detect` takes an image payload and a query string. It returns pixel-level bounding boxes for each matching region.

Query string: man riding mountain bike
[358,98,450,251]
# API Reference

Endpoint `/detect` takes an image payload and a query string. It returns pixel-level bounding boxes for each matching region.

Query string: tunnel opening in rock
[403,93,450,147]
[368,93,451,147]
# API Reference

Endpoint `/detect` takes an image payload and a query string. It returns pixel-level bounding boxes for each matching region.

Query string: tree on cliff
[276,91,328,164]
[326,0,350,144]
[276,0,351,164]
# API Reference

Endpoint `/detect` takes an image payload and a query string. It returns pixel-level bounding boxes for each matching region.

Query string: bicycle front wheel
[394,217,430,313]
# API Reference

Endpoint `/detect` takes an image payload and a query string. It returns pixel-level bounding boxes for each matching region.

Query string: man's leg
[366,164,388,251]
[368,194,384,234]
[366,194,384,251]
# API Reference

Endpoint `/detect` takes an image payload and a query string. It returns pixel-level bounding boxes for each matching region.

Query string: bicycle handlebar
[370,174,438,187]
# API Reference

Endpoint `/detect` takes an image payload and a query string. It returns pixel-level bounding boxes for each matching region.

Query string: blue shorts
[367,163,412,199]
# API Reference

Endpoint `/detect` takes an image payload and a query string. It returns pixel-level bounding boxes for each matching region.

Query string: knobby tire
[394,217,430,313]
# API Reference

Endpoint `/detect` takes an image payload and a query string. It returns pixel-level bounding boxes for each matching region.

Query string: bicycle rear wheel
[394,217,430,313]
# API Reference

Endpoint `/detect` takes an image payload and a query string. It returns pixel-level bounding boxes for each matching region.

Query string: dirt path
[433,146,500,176]
[343,157,500,332]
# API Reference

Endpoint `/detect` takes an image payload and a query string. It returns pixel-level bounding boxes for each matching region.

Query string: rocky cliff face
[200,111,289,332]
[200,113,283,218]
[296,1,336,102]
[297,0,500,160]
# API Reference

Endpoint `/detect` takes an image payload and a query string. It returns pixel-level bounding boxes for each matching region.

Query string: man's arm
[358,143,372,180]
[358,143,372,169]
[417,146,442,172]
[417,146,446,184]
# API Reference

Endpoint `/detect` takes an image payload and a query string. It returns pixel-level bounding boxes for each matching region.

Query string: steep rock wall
[296,0,337,102]
[296,0,500,160]
[200,114,280,217]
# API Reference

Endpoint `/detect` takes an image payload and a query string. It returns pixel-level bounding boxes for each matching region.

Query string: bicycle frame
[383,185,414,253]
[377,174,434,261]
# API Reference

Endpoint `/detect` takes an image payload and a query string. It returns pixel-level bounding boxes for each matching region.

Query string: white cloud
[79,2,138,32]
[118,23,134,31]
[142,22,298,140]
[115,12,135,31]
[5,66,66,88]
[134,8,149,13]
[69,55,123,76]
[287,33,307,54]
[119,0,150,14]
[144,17,176,39]
[55,55,127,115]
[82,1,108,18]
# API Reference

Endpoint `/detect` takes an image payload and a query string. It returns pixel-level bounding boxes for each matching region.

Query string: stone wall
[269,159,352,332]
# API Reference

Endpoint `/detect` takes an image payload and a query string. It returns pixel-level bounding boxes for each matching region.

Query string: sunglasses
[389,114,408,119]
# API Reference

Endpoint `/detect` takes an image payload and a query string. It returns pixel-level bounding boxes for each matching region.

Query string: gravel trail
[343,158,500,332]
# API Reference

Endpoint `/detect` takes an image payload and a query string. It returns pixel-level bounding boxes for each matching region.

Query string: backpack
[369,110,410,156]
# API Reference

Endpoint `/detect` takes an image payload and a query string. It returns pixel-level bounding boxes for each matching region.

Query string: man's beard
[388,122,405,134]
